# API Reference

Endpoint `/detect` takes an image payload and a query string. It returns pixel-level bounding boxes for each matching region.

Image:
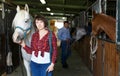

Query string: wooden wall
[74,35,119,76]
[93,40,119,76]
[0,34,6,75]
[0,3,20,75]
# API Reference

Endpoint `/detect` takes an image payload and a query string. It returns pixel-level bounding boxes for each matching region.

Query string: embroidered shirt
[23,31,57,64]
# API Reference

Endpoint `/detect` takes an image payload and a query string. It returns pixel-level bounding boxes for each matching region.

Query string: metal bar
[85,0,98,12]
[2,1,5,19]
[116,0,120,45]
[98,38,115,44]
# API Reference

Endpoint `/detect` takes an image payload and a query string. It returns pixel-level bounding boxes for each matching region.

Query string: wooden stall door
[0,12,6,75]
[93,40,119,76]
[0,34,6,75]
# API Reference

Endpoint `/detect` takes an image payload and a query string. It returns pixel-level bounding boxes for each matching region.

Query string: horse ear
[24,4,29,12]
[92,11,97,17]
[16,5,20,12]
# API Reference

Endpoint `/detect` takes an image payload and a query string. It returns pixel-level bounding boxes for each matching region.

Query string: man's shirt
[58,27,71,40]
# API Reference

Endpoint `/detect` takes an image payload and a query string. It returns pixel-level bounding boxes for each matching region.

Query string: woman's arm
[20,33,37,54]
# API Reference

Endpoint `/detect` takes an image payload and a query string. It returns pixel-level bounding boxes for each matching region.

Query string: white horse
[12,4,35,76]
[72,26,86,41]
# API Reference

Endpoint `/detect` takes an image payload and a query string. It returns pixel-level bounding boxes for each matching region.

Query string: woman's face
[35,19,45,30]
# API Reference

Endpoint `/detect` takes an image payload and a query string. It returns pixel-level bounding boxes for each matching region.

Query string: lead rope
[90,35,98,71]
[19,46,24,76]
[46,30,52,76]
[48,31,53,62]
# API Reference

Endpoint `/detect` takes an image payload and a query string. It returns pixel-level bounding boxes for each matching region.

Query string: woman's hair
[33,15,48,30]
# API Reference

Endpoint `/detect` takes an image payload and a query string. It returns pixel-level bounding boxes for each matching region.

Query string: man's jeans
[61,40,71,65]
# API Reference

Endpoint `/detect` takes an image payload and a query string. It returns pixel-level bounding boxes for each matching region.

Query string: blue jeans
[30,61,53,76]
[61,40,71,65]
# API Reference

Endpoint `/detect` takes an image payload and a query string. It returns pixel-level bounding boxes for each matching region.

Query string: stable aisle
[7,47,93,76]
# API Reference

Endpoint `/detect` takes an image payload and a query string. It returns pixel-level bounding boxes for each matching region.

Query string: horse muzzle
[12,32,24,43]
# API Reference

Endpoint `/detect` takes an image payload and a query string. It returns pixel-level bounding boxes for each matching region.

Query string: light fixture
[40,0,46,4]
[50,13,54,15]
[46,7,51,11]
[62,17,66,20]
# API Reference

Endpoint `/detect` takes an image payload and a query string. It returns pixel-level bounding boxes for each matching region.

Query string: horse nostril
[25,19,28,23]
[17,35,24,42]
[17,36,21,41]
[25,20,28,23]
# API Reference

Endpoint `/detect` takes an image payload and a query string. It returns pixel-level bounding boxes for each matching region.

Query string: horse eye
[25,19,29,23]
[25,20,28,23]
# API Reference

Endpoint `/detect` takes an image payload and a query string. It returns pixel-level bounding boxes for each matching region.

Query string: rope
[90,35,98,71]
[19,46,24,76]
[90,35,98,55]
[48,30,53,62]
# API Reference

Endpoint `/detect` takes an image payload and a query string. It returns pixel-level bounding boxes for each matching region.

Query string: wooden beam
[11,1,88,9]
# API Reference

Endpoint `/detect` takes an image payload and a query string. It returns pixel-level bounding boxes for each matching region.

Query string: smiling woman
[18,14,58,76]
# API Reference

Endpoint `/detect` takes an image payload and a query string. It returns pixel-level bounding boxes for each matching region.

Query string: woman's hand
[46,63,54,72]
[19,40,26,47]
[13,40,25,47]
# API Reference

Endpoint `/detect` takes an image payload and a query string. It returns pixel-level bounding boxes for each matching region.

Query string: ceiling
[0,0,117,19]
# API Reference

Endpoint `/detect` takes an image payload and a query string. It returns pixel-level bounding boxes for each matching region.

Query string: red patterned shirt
[23,31,57,64]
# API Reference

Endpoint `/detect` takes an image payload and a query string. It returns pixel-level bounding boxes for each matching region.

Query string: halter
[15,20,32,38]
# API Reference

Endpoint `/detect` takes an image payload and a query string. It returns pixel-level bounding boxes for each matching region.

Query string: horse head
[91,11,102,36]
[12,4,33,43]
[91,11,116,41]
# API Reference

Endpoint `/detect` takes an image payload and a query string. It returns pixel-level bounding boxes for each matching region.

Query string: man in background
[57,21,71,68]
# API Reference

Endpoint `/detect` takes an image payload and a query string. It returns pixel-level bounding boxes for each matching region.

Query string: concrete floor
[7,47,93,76]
